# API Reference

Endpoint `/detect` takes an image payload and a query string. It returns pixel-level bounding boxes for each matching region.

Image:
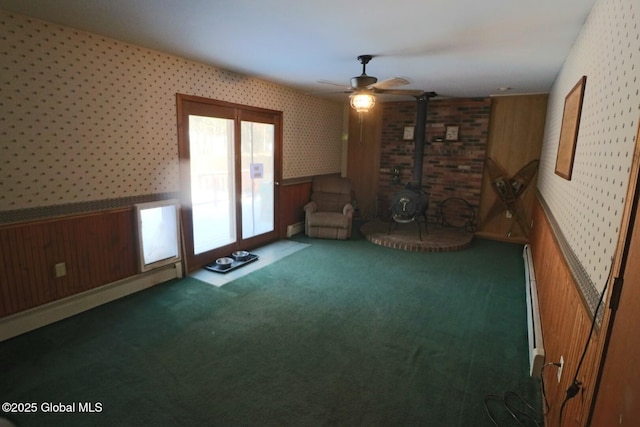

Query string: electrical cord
[504,391,543,426]
[540,362,562,414]
[485,263,613,426]
[483,363,561,425]
[483,392,543,426]
[558,380,582,424]
[482,365,562,427]
[558,274,609,425]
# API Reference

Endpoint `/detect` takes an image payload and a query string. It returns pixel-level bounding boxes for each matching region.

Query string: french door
[177,94,282,272]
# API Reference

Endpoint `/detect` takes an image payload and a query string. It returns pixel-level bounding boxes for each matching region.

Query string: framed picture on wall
[555,76,587,180]
[403,126,415,140]
[445,125,459,141]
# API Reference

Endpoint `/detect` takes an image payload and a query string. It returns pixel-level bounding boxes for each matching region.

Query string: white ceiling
[0,0,597,101]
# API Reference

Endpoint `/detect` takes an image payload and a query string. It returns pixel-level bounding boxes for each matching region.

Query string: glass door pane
[241,121,275,239]
[189,115,236,255]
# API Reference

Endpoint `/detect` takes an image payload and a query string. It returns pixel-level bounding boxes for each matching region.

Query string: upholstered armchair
[304,176,354,240]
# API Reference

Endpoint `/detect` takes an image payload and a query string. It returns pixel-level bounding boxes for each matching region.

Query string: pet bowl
[215,257,234,270]
[232,250,250,261]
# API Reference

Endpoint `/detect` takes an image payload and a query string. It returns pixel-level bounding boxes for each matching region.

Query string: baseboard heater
[287,221,304,237]
[0,262,182,342]
[523,244,544,378]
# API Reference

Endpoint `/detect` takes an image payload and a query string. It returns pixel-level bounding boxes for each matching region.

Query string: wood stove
[387,92,436,240]
[388,188,429,239]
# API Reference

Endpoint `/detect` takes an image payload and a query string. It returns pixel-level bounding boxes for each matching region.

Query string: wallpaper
[537,0,639,299]
[0,10,344,215]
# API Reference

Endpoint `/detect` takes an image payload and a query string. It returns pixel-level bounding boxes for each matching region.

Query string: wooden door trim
[176,93,283,272]
[588,116,640,422]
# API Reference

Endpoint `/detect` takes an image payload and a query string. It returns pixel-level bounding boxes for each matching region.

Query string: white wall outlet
[54,262,67,278]
[558,355,564,383]
[506,210,513,218]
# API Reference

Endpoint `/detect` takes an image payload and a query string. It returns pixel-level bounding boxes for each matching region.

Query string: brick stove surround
[378,98,492,225]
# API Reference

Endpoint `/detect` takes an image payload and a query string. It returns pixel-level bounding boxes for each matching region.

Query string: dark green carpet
[1,227,541,426]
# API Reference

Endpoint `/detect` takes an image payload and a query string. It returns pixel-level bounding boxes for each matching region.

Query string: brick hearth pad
[360,220,473,252]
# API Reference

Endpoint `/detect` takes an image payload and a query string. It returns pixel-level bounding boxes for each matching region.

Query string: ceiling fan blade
[317,80,351,89]
[376,89,425,97]
[307,90,353,96]
[369,77,410,90]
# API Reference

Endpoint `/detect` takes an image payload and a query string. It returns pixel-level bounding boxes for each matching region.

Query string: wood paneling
[530,199,603,426]
[590,193,640,425]
[589,119,640,425]
[0,183,314,317]
[477,95,547,242]
[279,180,312,238]
[0,209,137,317]
[347,107,382,219]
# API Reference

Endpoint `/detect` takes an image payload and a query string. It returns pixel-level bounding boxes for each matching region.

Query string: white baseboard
[286,221,304,237]
[0,262,182,342]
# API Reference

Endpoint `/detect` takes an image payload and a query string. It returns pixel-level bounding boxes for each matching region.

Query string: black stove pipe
[408,92,436,190]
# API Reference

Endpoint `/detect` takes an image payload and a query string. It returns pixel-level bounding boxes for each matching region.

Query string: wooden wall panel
[530,199,603,426]
[347,107,382,219]
[477,95,547,242]
[1,185,314,317]
[0,209,137,318]
[279,180,312,238]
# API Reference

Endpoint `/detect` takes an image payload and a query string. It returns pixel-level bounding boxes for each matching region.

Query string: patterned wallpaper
[0,10,345,215]
[537,0,639,296]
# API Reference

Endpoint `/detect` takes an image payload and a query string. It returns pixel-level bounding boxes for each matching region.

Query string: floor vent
[523,244,544,378]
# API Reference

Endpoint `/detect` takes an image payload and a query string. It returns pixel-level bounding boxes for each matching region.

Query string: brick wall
[378,98,491,225]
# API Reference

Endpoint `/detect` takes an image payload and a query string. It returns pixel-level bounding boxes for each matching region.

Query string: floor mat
[189,239,309,287]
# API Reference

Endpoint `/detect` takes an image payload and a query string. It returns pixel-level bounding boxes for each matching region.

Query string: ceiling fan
[319,55,427,112]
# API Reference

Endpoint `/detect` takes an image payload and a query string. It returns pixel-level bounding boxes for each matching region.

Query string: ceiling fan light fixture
[350,91,376,113]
